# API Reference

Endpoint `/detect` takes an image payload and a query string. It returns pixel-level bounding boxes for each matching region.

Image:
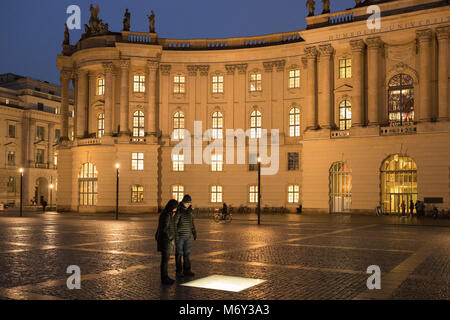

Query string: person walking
[42,199,48,212]
[409,199,414,216]
[222,202,228,220]
[400,200,406,217]
[155,199,178,285]
[174,195,197,278]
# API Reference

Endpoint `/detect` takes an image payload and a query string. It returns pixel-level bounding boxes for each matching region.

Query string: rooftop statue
[306,0,315,17]
[148,10,156,33]
[123,8,131,31]
[84,4,109,36]
[63,23,70,45]
[322,0,330,14]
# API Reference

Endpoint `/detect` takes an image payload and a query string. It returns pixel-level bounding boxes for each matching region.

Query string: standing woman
[156,199,178,285]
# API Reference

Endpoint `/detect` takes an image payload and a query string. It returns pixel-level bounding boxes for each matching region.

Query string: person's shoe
[162,277,175,285]
[176,271,184,277]
[184,270,195,277]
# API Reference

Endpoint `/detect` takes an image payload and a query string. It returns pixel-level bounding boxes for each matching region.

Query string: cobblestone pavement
[0,210,448,300]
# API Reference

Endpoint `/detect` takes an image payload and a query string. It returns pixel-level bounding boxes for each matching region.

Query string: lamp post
[19,168,23,217]
[257,156,261,225]
[115,163,120,220]
[49,183,54,211]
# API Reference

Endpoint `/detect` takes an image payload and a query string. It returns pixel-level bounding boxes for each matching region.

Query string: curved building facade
[56,0,450,214]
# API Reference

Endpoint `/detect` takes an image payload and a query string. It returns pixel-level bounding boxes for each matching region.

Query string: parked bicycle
[213,208,232,223]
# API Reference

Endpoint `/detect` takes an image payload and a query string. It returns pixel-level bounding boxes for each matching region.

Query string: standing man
[155,199,178,285]
[174,195,197,278]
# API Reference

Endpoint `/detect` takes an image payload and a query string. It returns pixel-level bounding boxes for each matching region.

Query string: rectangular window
[54,154,58,167]
[131,152,144,171]
[250,73,262,92]
[54,129,61,143]
[339,59,352,79]
[7,177,15,193]
[172,185,184,202]
[212,75,224,93]
[288,153,299,171]
[8,125,15,138]
[289,70,300,88]
[172,154,184,172]
[37,103,44,111]
[249,185,258,203]
[36,126,45,141]
[97,78,105,95]
[288,185,300,203]
[131,185,144,203]
[211,153,223,172]
[36,149,44,164]
[211,185,223,203]
[5,99,9,105]
[174,76,185,94]
[7,151,15,166]
[133,75,146,93]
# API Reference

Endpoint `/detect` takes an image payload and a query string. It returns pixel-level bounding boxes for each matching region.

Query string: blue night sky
[0,0,356,85]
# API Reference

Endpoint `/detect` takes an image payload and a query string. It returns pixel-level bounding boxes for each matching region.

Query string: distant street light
[49,183,54,211]
[19,168,24,217]
[115,163,120,220]
[257,156,261,225]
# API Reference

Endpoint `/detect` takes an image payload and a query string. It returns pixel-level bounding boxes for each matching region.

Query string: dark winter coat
[156,200,178,252]
[174,204,196,240]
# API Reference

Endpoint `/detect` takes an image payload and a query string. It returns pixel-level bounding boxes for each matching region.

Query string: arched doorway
[329,162,352,213]
[35,177,48,205]
[381,154,417,214]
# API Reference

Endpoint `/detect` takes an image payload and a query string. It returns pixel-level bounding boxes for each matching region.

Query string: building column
[436,26,449,121]
[60,69,71,140]
[350,39,365,126]
[318,44,333,129]
[28,117,36,168]
[103,62,114,136]
[48,123,55,168]
[146,59,159,142]
[305,46,318,130]
[76,69,88,138]
[416,28,433,122]
[367,37,382,125]
[119,60,130,135]
[198,65,209,127]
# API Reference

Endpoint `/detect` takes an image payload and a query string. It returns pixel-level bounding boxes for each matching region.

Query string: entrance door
[329,162,352,213]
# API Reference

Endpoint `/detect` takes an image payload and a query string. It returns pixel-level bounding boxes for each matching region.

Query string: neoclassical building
[56,0,450,214]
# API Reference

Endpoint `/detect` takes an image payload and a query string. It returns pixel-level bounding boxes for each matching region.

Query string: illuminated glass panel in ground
[181,275,266,292]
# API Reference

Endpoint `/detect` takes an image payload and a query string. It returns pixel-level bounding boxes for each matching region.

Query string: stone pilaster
[416,28,433,121]
[367,37,382,125]
[60,69,72,140]
[76,69,88,138]
[305,46,318,130]
[350,39,365,126]
[318,44,334,129]
[436,26,449,121]
[147,59,159,142]
[103,62,114,136]
[119,60,130,135]
[48,123,55,168]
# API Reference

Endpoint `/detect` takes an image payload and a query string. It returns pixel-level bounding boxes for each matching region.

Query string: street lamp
[49,184,54,211]
[115,163,120,220]
[257,156,261,225]
[19,168,23,217]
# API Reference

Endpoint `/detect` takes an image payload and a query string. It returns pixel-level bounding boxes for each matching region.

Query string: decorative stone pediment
[334,84,353,92]
[385,62,419,86]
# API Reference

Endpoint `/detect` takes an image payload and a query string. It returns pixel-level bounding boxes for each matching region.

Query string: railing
[35,162,49,169]
[331,130,350,138]
[130,137,146,143]
[328,13,355,25]
[380,123,417,136]
[122,31,155,44]
[77,137,101,146]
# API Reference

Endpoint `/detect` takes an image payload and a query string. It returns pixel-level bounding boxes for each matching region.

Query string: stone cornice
[366,36,383,49]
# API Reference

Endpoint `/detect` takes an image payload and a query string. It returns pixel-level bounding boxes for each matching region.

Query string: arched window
[133,111,145,137]
[78,163,98,206]
[250,110,262,139]
[381,154,417,214]
[173,111,185,140]
[388,74,414,125]
[329,162,352,213]
[339,100,352,130]
[212,111,223,139]
[97,113,104,138]
[289,108,300,137]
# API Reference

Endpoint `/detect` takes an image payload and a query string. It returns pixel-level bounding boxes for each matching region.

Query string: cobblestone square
[0,211,449,300]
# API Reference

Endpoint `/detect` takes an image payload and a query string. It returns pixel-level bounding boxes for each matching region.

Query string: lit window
[173,111,185,140]
[288,153,299,171]
[289,70,300,88]
[339,101,352,130]
[7,151,15,166]
[250,110,262,139]
[339,59,352,79]
[211,186,223,203]
[289,108,301,137]
[211,153,223,172]
[172,185,184,202]
[36,126,45,141]
[288,185,300,203]
[54,129,61,143]
[54,154,58,167]
[249,185,258,203]
[388,74,414,125]
[131,185,144,203]
[36,149,45,164]
[7,177,15,193]
[172,153,184,172]
[5,99,9,105]
[97,113,105,138]
[212,75,224,93]
[78,163,98,206]
[97,78,105,95]
[133,111,145,137]
[212,111,223,139]
[250,73,262,92]
[131,152,144,171]
[133,75,146,93]
[174,75,185,94]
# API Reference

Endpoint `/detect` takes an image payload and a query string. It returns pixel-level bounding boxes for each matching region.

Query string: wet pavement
[0,210,448,300]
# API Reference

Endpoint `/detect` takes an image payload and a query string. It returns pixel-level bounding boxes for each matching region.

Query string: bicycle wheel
[213,213,221,223]
[225,214,232,223]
